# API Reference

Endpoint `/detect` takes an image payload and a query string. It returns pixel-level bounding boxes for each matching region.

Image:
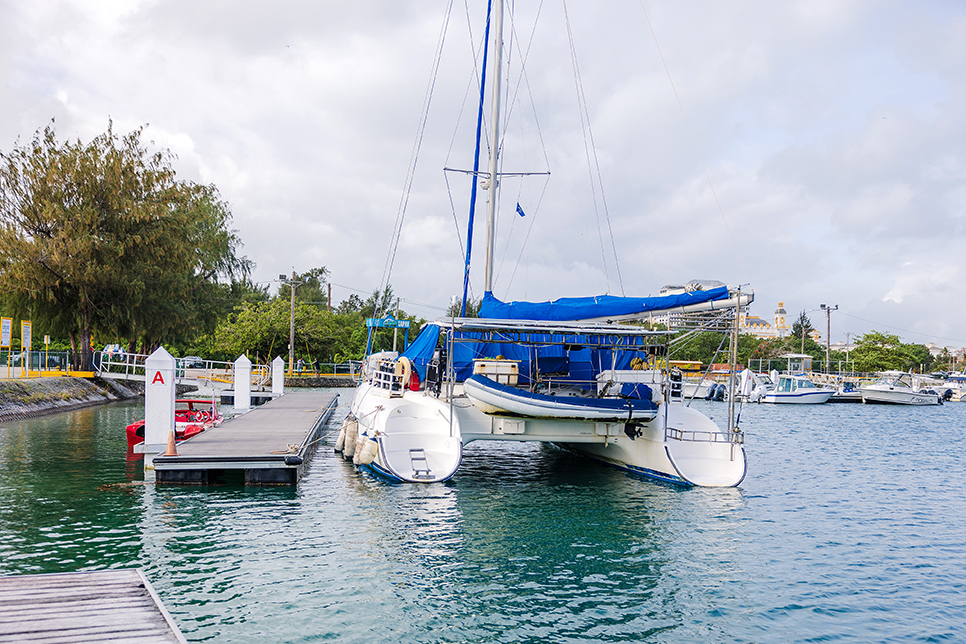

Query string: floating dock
[153,390,338,485]
[220,390,277,406]
[0,568,187,643]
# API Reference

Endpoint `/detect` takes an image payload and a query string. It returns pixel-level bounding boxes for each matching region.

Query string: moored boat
[343,0,753,487]
[761,374,835,404]
[126,398,223,449]
[860,372,942,405]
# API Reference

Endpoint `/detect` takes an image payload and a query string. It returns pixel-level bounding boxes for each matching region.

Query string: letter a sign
[152,371,165,385]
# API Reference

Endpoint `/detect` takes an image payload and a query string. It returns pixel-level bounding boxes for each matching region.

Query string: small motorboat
[761,374,835,404]
[860,372,941,405]
[463,374,659,422]
[126,398,223,449]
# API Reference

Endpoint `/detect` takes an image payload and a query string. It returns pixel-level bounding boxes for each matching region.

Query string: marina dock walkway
[0,568,187,643]
[153,390,338,485]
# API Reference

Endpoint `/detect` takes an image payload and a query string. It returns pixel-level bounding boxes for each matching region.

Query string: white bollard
[234,354,252,411]
[142,347,176,475]
[272,356,285,396]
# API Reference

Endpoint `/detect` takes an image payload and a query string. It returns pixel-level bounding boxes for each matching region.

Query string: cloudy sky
[2,0,965,348]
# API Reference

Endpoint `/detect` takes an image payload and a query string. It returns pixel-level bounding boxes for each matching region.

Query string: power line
[839,312,966,346]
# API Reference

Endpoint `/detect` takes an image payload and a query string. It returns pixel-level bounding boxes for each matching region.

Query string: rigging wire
[637,0,749,283]
[375,0,455,319]
[494,0,550,290]
[562,0,624,296]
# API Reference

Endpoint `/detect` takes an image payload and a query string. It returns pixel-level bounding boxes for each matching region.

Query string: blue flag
[516,202,526,217]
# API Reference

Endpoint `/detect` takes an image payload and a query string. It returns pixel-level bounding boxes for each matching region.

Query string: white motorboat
[760,374,835,404]
[938,373,966,402]
[860,372,942,405]
[343,0,753,487]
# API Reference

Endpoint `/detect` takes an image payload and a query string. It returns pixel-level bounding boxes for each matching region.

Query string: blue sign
[366,316,410,329]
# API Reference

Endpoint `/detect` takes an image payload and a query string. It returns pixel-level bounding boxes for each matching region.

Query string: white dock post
[272,356,285,396]
[235,354,252,410]
[143,347,176,477]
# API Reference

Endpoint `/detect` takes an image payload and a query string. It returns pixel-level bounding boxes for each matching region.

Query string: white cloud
[3,0,966,344]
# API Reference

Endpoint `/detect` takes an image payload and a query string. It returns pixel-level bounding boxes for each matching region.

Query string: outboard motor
[714,385,727,401]
[425,361,442,397]
[705,383,717,400]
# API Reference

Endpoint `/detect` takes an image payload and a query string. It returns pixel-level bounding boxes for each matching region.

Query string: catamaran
[342,1,752,487]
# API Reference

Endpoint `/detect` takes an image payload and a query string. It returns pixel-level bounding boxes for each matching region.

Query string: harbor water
[1,392,964,642]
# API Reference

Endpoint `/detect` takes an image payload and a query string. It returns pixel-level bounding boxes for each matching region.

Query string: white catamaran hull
[347,381,746,487]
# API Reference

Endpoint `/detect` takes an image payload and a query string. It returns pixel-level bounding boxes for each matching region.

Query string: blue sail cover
[479,286,731,321]
[400,324,440,382]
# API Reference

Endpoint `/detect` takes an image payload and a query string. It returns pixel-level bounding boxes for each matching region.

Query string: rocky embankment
[285,376,356,388]
[0,377,144,422]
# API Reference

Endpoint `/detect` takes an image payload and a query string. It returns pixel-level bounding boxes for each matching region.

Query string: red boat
[126,398,223,449]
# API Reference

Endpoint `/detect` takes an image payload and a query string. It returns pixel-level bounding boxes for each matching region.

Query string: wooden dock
[0,568,187,643]
[153,390,338,485]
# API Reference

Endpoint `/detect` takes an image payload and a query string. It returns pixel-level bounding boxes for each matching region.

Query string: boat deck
[0,568,186,643]
[153,390,338,485]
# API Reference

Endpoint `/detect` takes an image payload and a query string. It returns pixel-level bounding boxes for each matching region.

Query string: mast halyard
[483,0,504,294]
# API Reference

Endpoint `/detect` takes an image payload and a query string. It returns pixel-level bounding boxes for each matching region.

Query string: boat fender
[355,434,379,465]
[395,357,412,389]
[343,418,359,459]
[334,419,347,452]
[353,432,367,465]
[284,455,303,466]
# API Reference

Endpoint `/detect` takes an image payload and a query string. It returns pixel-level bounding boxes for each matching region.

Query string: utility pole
[392,298,401,352]
[279,271,304,375]
[820,304,838,373]
[844,331,853,373]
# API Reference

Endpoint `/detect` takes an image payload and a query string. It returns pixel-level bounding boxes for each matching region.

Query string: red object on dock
[125,399,223,449]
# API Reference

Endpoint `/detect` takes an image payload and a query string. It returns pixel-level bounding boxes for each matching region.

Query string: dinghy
[463,374,659,422]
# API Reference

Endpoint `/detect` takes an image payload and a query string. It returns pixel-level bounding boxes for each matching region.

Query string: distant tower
[774,301,788,337]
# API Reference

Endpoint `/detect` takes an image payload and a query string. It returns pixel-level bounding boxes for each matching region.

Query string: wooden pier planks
[0,568,187,643]
[153,390,339,485]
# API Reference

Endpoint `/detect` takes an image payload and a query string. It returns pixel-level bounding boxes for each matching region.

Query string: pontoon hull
[347,383,746,487]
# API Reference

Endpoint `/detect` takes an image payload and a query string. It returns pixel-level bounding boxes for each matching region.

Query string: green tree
[0,123,250,368]
[850,331,934,373]
[446,296,481,317]
[790,310,815,352]
[278,267,329,307]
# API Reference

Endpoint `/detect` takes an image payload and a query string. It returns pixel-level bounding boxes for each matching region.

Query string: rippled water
[1,393,964,642]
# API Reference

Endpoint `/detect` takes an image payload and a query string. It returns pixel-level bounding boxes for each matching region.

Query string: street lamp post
[278,272,304,376]
[820,304,838,373]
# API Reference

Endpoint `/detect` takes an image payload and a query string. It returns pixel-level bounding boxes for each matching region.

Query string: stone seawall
[0,377,143,422]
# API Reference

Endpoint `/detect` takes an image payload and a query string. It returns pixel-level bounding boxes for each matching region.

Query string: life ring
[395,357,412,388]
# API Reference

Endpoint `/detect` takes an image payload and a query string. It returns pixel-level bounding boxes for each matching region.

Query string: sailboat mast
[483,0,503,293]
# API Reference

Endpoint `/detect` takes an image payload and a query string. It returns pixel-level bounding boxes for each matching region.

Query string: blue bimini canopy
[479,286,731,322]
[449,328,656,388]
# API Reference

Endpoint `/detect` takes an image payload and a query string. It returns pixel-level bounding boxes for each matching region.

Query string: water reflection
[5,396,964,642]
